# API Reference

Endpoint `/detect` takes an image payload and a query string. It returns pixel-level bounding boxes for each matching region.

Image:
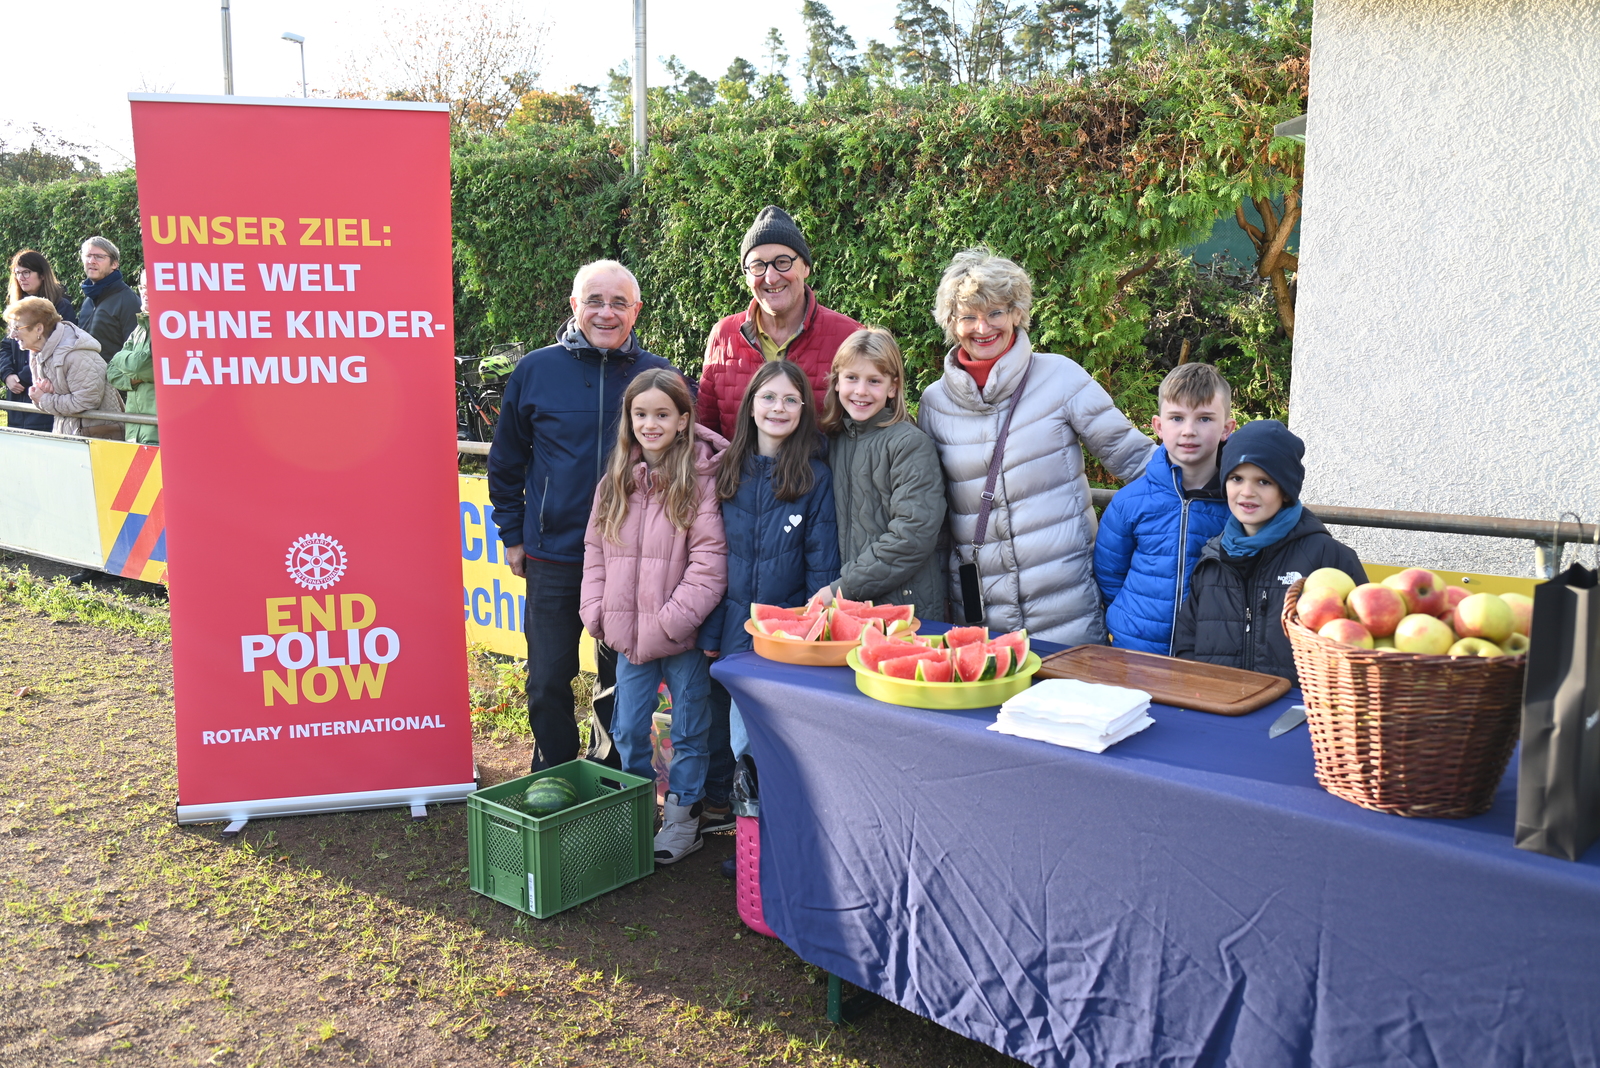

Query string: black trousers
[522,557,617,769]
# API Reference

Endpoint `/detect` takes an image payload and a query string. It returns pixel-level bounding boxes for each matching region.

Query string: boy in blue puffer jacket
[1094,363,1236,654]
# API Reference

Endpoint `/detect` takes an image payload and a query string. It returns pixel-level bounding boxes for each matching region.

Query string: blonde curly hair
[932,248,1033,346]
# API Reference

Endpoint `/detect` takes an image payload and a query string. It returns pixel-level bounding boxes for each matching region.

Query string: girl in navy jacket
[698,361,841,824]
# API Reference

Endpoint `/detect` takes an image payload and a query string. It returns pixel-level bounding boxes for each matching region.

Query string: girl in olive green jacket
[818,327,947,622]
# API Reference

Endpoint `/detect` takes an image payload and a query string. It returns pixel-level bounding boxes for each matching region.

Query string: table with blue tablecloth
[710,636,1600,1068]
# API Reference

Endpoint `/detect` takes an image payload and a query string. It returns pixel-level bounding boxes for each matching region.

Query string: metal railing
[1090,488,1592,579]
[0,399,158,426]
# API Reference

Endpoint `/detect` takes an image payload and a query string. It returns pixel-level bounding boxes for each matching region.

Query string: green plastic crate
[468,760,654,918]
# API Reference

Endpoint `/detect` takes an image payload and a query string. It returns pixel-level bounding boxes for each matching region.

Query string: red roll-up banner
[129,95,476,824]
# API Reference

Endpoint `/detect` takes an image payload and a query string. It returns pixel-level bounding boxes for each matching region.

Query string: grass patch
[0,563,171,640]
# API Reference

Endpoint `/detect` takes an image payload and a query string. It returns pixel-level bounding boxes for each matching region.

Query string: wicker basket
[1282,579,1525,818]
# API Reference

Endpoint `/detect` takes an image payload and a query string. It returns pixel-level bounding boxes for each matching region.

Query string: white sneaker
[654,793,704,865]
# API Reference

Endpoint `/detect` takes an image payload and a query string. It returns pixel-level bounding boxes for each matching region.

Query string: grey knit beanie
[739,206,812,267]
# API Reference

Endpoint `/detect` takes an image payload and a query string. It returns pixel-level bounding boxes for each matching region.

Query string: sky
[4,0,902,168]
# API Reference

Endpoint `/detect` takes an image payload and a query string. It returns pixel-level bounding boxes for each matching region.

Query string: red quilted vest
[696,290,862,440]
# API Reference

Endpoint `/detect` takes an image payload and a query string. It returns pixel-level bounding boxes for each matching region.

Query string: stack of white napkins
[987,678,1155,753]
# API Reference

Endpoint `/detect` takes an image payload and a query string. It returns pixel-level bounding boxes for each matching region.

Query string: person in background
[77,236,137,360]
[581,369,727,865]
[489,259,684,772]
[3,296,122,438]
[1171,419,1367,685]
[699,361,840,840]
[919,248,1153,645]
[696,205,860,439]
[815,327,948,621]
[1,250,77,431]
[1094,362,1236,654]
[105,268,157,445]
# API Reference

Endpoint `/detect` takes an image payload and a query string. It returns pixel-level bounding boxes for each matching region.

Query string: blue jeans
[615,648,712,805]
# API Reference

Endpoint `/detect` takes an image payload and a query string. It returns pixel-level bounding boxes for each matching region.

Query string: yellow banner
[89,439,168,584]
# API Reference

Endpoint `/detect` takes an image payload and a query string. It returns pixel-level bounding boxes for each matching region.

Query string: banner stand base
[177,780,479,826]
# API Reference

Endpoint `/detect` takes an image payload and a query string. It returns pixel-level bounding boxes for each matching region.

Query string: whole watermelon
[520,776,578,817]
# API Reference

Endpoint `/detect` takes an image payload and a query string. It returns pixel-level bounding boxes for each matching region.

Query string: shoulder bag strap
[970,357,1032,552]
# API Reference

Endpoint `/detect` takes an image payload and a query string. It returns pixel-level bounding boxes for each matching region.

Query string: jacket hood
[557,317,644,359]
[1200,506,1330,563]
[940,330,1034,411]
[40,320,102,362]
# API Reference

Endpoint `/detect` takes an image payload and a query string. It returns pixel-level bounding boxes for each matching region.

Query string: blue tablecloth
[711,643,1600,1068]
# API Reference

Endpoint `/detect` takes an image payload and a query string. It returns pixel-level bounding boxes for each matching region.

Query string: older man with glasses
[77,236,138,361]
[696,205,860,440]
[489,259,689,772]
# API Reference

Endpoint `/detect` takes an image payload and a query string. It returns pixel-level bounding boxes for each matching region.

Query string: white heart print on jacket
[784,513,803,533]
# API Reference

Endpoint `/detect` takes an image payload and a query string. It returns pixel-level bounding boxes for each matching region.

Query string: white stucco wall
[1290,0,1600,577]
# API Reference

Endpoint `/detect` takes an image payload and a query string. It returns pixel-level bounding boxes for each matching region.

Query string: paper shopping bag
[1515,564,1600,860]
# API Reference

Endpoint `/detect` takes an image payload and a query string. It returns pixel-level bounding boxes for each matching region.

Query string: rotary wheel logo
[285,533,348,591]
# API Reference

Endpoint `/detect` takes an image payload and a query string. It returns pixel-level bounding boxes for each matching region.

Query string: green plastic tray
[846,648,1042,709]
[468,759,654,919]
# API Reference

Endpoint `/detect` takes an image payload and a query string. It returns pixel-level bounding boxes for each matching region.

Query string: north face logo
[1278,571,1303,586]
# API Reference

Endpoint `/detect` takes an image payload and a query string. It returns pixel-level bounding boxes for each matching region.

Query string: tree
[862,41,899,89]
[718,58,759,104]
[507,88,596,128]
[801,2,860,97]
[336,0,549,134]
[760,28,793,99]
[661,56,716,112]
[894,0,954,86]
[0,124,101,185]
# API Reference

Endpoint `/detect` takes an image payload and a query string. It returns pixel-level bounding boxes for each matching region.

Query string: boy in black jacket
[1171,420,1366,684]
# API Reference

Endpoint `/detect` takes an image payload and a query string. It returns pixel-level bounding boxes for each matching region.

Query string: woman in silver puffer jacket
[3,296,122,437]
[918,249,1153,646]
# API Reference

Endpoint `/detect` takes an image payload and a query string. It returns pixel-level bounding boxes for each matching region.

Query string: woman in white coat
[3,296,122,437]
[918,249,1153,646]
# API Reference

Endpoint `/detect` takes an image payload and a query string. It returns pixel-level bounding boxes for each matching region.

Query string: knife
[1269,705,1307,739]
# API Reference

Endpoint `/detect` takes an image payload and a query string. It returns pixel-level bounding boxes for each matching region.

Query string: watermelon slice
[944,626,989,649]
[857,637,924,671]
[886,617,917,635]
[857,603,914,624]
[881,656,925,679]
[953,644,997,682]
[834,596,875,614]
[989,630,1030,674]
[751,603,807,623]
[915,653,955,682]
[985,644,1013,679]
[805,613,829,641]
[828,610,873,642]
[875,648,947,676]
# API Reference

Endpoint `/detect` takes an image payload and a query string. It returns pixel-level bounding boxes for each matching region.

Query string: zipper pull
[1245,607,1252,633]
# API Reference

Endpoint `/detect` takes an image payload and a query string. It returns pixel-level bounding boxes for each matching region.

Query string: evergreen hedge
[0,27,1305,422]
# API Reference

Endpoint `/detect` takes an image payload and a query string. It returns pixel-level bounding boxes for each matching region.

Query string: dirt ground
[0,570,1025,1068]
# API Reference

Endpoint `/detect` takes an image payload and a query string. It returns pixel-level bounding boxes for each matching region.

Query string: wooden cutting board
[1034,646,1291,716]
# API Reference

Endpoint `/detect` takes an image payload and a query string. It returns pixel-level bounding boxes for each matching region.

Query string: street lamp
[282,32,307,98]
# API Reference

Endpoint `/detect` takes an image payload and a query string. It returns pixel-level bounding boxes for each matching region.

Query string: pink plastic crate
[735,816,777,938]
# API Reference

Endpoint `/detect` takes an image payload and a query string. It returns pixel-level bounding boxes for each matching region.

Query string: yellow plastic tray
[846,647,1042,709]
[744,618,920,667]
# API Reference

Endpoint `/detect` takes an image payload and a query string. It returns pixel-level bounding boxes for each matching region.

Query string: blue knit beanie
[1220,419,1305,502]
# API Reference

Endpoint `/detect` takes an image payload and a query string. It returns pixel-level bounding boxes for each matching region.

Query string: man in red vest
[696,206,861,439]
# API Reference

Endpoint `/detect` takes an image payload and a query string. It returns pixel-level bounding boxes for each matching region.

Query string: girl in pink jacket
[582,369,729,865]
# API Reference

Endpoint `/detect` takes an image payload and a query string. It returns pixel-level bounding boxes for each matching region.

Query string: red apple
[1298,585,1349,632]
[1347,584,1408,638]
[1442,586,1471,611]
[1500,593,1533,637]
[1394,613,1455,655]
[1456,593,1515,645]
[1319,618,1374,648]
[1383,568,1446,616]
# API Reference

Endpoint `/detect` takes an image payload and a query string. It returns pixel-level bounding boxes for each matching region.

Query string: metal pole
[221,0,235,95]
[299,42,307,98]
[632,0,647,175]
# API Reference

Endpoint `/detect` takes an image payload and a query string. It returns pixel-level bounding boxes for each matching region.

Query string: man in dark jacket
[77,237,138,362]
[489,260,683,771]
[1171,420,1367,684]
[697,206,860,439]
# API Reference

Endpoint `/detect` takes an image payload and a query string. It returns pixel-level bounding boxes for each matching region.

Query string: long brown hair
[8,250,69,308]
[717,361,820,502]
[595,369,701,545]
[819,327,911,435]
